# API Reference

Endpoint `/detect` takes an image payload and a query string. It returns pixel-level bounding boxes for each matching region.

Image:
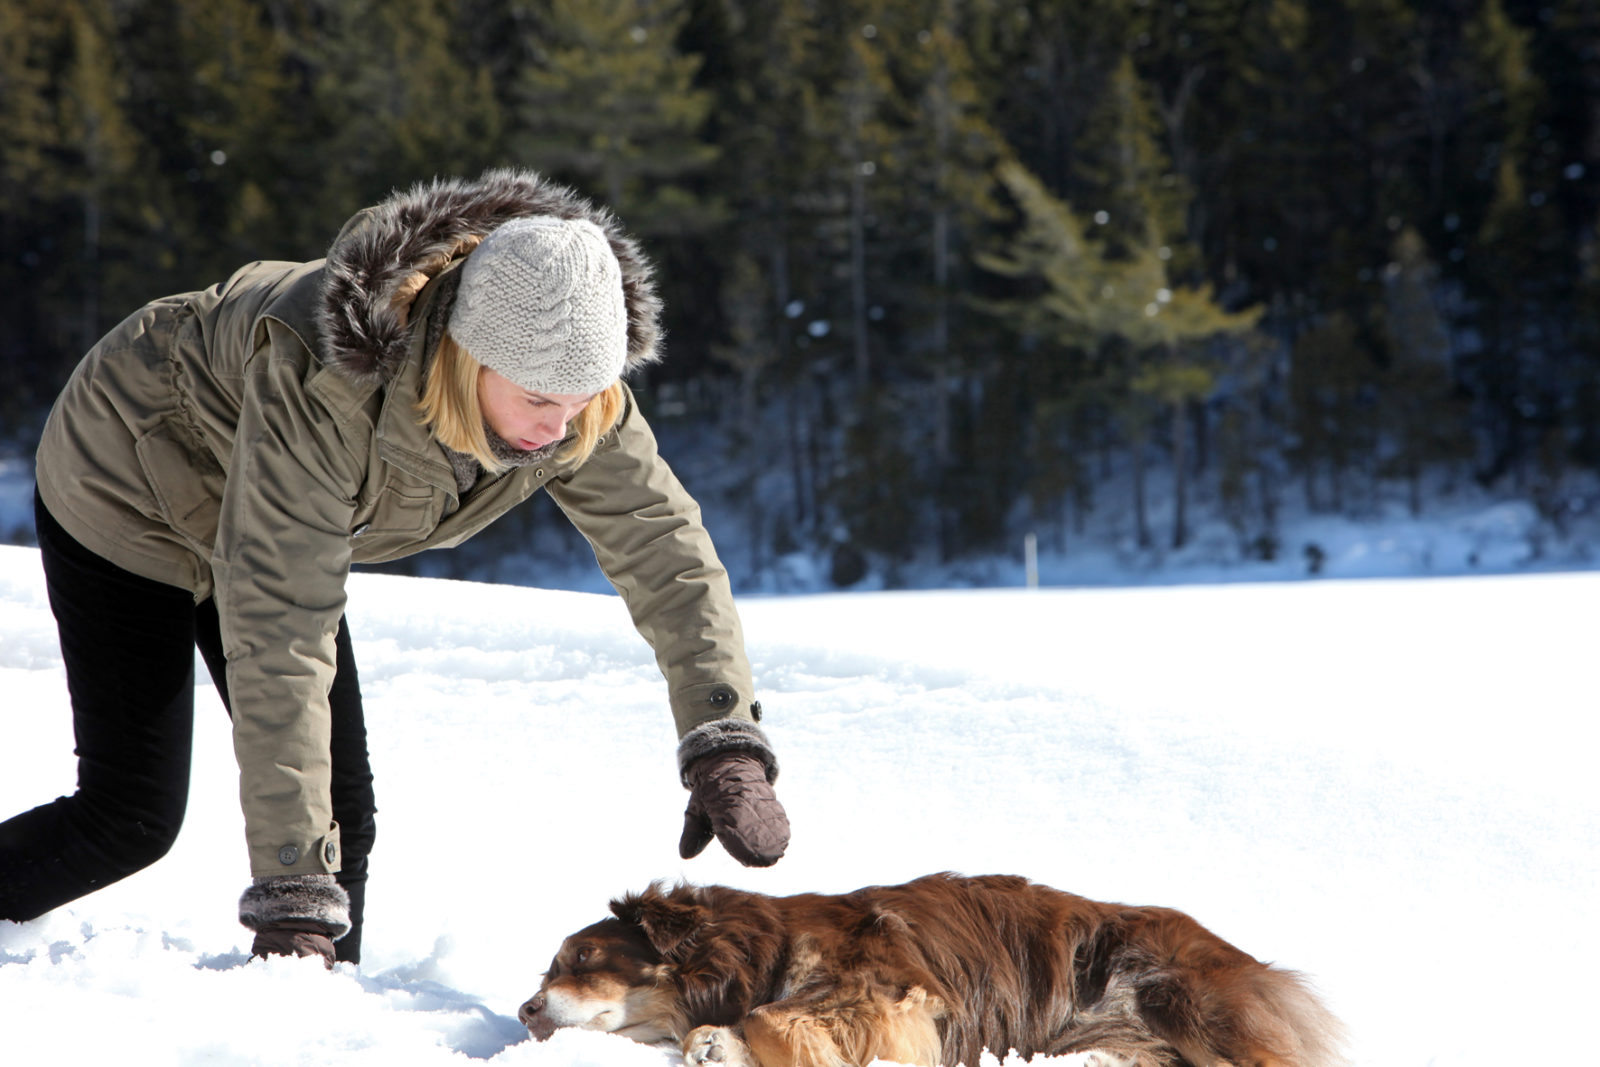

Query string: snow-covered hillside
[1,544,1594,1066]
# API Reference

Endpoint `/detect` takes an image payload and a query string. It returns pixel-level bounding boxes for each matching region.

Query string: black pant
[0,491,376,963]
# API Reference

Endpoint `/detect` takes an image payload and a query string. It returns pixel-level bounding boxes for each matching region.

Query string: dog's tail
[1250,966,1349,1067]
[1197,965,1349,1067]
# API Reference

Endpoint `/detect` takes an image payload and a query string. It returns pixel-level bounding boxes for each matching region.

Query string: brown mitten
[679,750,790,867]
[238,874,350,970]
[249,920,337,967]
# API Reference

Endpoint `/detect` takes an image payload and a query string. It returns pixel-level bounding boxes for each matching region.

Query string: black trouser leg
[3,493,378,963]
[0,493,196,921]
[194,601,376,964]
[325,620,375,965]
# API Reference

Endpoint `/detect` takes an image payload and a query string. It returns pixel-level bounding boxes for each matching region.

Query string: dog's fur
[519,873,1345,1067]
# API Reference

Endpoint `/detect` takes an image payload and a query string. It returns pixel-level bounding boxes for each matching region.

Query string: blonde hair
[418,332,625,472]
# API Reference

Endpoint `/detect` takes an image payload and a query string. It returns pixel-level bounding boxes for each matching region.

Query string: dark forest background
[4,0,1599,586]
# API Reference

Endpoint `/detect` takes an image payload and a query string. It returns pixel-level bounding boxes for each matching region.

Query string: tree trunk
[767,209,811,531]
[82,187,101,355]
[1132,434,1150,548]
[929,6,953,463]
[850,162,869,390]
[1171,401,1188,549]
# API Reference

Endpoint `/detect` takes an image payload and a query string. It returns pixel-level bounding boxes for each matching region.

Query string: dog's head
[518,914,681,1043]
[520,883,740,1043]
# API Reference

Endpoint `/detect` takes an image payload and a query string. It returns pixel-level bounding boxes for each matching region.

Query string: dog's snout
[520,993,557,1040]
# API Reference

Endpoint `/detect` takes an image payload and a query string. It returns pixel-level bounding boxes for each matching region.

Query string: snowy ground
[1,543,1594,1065]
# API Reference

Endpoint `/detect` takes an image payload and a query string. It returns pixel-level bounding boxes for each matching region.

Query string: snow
[1,542,1596,1066]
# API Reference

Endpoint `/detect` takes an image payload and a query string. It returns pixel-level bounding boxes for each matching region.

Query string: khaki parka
[34,171,758,878]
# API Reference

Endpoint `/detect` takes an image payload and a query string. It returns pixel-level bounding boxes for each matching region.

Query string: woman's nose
[533,410,568,441]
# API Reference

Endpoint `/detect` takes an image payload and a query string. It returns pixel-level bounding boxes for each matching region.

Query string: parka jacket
[35,170,758,879]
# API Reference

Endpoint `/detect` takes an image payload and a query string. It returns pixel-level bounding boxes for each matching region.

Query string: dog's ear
[611,882,707,961]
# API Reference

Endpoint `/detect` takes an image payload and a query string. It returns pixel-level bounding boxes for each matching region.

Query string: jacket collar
[371,269,461,501]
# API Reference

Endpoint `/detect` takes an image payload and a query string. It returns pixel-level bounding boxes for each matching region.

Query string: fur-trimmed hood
[316,168,662,385]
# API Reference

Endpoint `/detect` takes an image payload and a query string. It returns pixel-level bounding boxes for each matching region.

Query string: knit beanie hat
[447,216,629,395]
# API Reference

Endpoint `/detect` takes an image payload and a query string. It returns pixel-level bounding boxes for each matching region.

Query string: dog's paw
[683,1025,754,1067]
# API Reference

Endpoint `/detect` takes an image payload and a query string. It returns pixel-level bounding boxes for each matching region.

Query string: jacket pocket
[353,481,441,538]
[135,418,227,554]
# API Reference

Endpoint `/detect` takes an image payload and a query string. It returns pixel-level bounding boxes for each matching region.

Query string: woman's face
[477,366,597,452]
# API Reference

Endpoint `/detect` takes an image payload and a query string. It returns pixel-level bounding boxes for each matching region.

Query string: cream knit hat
[448,216,629,394]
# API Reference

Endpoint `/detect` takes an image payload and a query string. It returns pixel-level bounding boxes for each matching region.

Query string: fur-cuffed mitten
[239,875,351,968]
[676,719,780,787]
[677,720,789,868]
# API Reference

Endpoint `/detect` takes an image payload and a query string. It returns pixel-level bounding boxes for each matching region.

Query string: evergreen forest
[4,0,1599,584]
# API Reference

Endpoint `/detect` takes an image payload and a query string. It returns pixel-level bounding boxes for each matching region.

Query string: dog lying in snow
[518,873,1345,1067]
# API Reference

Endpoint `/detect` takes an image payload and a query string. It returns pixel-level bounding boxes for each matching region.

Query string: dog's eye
[576,947,593,964]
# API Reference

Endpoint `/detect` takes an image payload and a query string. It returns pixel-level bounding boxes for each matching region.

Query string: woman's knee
[72,787,187,873]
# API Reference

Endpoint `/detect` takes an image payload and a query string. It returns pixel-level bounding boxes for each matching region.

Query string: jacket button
[325,842,338,864]
[278,845,299,866]
[750,701,763,722]
[708,687,734,709]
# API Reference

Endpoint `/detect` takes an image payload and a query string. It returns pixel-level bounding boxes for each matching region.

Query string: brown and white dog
[519,873,1346,1067]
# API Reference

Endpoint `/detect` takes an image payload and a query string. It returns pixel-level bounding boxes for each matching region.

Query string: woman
[0,169,789,965]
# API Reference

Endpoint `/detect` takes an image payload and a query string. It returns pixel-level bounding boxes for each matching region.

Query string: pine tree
[57,1,141,355]
[0,0,69,407]
[696,0,990,567]
[1379,227,1470,515]
[986,36,1264,551]
[1461,0,1566,487]
[1214,338,1284,563]
[0,0,58,196]
[160,0,299,260]
[1287,313,1378,513]
[891,0,1009,558]
[309,0,503,210]
[838,17,891,390]
[980,159,1259,550]
[513,0,718,235]
[676,0,831,550]
[1071,55,1190,265]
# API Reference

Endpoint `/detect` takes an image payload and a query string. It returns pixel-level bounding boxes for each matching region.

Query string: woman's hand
[679,750,791,867]
[238,874,350,969]
[249,920,338,968]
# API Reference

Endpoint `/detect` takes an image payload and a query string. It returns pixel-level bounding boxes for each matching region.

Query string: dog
[519,873,1346,1067]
